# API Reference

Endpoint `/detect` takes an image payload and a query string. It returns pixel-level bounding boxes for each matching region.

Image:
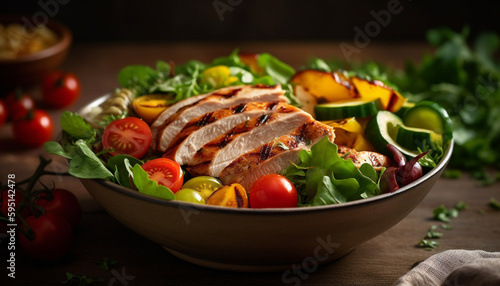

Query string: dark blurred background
[1,0,498,43]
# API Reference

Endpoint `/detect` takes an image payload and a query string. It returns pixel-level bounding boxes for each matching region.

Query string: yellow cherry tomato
[132,94,172,124]
[201,65,238,88]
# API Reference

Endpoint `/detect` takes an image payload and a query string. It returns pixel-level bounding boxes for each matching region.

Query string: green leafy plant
[282,137,383,206]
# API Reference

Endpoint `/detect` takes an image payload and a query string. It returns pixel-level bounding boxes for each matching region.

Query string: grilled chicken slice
[219,120,335,191]
[337,145,391,171]
[154,85,286,152]
[163,101,288,165]
[186,108,314,177]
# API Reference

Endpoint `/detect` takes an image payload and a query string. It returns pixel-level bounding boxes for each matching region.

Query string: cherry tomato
[41,71,81,109]
[19,212,72,260]
[206,183,248,208]
[12,109,53,147]
[1,191,30,233]
[250,174,298,208]
[132,94,172,124]
[175,188,205,204]
[5,90,35,121]
[35,189,82,229]
[182,176,223,200]
[102,117,152,159]
[0,99,7,127]
[141,158,183,193]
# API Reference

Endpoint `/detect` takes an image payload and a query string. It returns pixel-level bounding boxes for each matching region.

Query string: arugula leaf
[44,141,74,159]
[67,140,114,180]
[107,155,143,188]
[118,64,158,95]
[257,53,295,85]
[132,164,175,200]
[282,137,382,206]
[60,111,96,140]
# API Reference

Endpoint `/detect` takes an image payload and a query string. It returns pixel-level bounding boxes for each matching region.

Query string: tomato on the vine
[12,109,53,147]
[42,71,81,109]
[35,189,82,229]
[250,174,298,208]
[141,158,183,193]
[102,117,152,159]
[19,211,72,260]
[0,99,7,127]
[5,90,35,121]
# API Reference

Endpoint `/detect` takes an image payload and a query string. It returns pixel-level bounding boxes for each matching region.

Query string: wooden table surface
[1,42,499,286]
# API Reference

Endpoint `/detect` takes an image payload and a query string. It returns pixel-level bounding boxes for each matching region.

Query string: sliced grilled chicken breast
[155,85,285,152]
[186,108,314,177]
[219,120,335,191]
[337,145,391,171]
[163,101,288,165]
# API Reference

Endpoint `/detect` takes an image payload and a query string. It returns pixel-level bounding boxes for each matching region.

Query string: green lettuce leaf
[282,137,382,206]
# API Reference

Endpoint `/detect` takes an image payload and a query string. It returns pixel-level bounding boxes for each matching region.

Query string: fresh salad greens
[307,27,500,184]
[44,111,173,199]
[282,137,383,206]
[117,49,298,105]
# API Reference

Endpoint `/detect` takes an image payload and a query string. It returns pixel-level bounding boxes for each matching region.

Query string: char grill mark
[232,103,247,114]
[203,114,276,149]
[196,112,216,127]
[256,114,270,126]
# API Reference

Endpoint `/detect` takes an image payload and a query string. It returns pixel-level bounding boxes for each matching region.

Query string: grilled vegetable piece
[153,84,286,152]
[291,69,356,102]
[337,145,391,171]
[351,77,406,113]
[219,120,335,190]
[205,183,249,208]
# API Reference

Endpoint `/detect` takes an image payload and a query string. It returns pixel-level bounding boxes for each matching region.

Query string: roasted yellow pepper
[323,117,375,151]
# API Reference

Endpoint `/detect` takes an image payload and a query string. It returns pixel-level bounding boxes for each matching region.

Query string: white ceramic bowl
[79,95,453,272]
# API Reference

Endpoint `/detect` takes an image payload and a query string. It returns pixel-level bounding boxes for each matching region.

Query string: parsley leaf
[97,257,118,271]
[489,198,500,210]
[61,272,104,286]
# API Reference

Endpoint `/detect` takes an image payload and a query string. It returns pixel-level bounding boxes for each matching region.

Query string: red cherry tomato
[18,212,72,260]
[250,174,298,208]
[12,109,53,148]
[102,117,152,159]
[141,158,184,193]
[5,90,35,121]
[0,191,30,233]
[42,71,81,109]
[0,99,7,127]
[35,189,82,229]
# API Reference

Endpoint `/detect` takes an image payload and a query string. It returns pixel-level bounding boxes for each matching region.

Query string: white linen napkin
[393,249,500,286]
